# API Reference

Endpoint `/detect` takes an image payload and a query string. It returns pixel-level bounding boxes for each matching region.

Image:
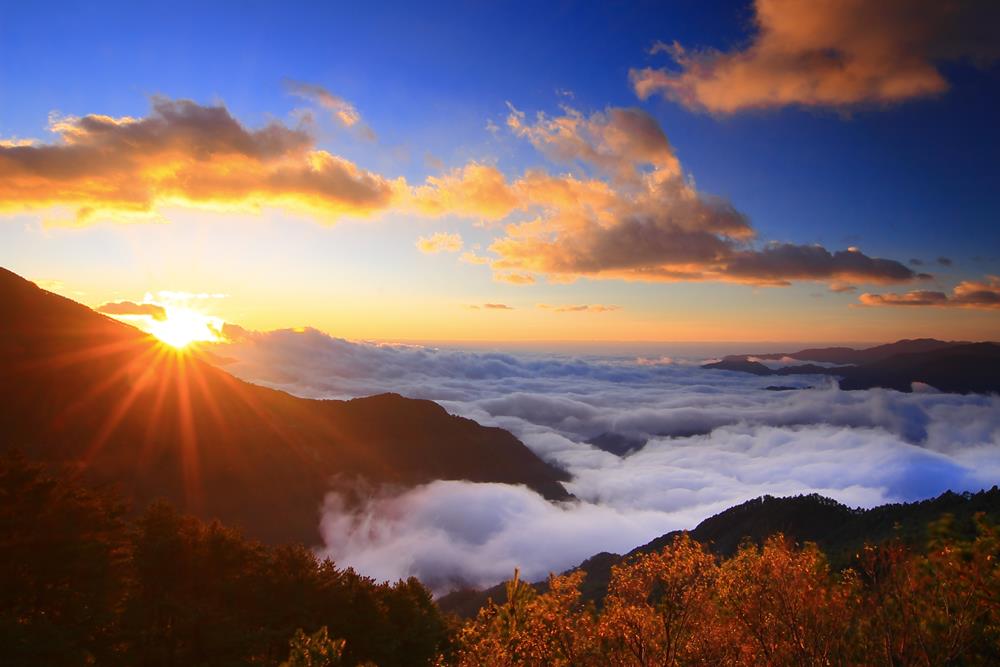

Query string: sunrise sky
[2,0,999,343]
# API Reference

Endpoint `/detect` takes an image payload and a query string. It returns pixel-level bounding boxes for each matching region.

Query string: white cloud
[214,329,1000,592]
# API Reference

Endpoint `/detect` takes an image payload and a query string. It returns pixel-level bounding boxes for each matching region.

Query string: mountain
[439,487,1000,617]
[0,268,570,544]
[751,338,966,365]
[703,339,1000,394]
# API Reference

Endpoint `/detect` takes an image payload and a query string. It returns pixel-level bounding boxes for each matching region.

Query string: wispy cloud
[416,231,463,254]
[861,275,1000,308]
[537,303,620,313]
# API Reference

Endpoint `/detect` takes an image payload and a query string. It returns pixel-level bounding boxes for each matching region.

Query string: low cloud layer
[861,275,1000,308]
[215,328,1000,592]
[631,0,1000,113]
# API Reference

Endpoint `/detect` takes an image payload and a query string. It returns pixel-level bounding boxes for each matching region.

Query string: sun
[148,306,224,349]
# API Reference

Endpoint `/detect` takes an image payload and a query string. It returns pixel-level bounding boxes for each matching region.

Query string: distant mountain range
[439,486,1000,617]
[703,338,1000,393]
[0,268,570,544]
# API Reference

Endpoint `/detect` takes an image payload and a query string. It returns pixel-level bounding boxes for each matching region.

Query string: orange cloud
[285,80,362,127]
[96,300,167,320]
[426,105,919,287]
[631,0,1000,113]
[416,232,463,254]
[0,97,399,224]
[861,276,1000,308]
[537,303,620,313]
[409,162,520,221]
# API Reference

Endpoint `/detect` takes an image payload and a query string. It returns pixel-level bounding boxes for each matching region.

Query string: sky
[2,0,999,343]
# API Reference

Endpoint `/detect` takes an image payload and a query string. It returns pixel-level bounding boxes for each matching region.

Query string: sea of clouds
[213,328,1000,592]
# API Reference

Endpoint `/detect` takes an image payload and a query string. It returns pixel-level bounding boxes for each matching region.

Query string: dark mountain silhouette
[0,268,570,544]
[439,487,1000,617]
[703,339,1000,394]
[750,338,967,365]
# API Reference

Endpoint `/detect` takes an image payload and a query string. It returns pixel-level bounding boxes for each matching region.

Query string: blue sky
[1,0,998,342]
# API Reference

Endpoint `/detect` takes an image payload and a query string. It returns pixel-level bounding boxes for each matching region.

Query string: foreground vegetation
[457,528,999,666]
[3,453,998,666]
[0,454,449,666]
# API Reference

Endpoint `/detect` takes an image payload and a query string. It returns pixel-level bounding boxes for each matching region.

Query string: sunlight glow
[148,306,224,349]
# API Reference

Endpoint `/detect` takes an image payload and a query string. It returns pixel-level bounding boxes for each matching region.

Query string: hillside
[439,487,1000,617]
[0,268,570,544]
[703,339,1000,393]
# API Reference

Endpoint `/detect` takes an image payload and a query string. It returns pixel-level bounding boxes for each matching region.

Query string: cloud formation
[96,300,167,320]
[416,231,463,254]
[411,104,920,287]
[538,303,621,313]
[631,0,1000,113]
[2,96,923,291]
[0,97,400,224]
[214,328,1000,591]
[861,275,1000,308]
[285,80,363,128]
[467,303,513,310]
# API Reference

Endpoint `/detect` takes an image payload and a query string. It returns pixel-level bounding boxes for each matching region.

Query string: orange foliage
[451,523,1000,666]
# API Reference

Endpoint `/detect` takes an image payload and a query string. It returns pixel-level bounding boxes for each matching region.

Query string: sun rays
[147,306,224,349]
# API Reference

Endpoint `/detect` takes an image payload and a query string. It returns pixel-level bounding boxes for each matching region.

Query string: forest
[3,453,998,666]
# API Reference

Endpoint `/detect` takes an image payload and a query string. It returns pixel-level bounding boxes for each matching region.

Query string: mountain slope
[703,339,1000,394]
[439,487,1000,617]
[0,268,570,544]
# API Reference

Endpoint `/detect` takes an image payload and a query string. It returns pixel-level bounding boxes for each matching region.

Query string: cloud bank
[4,95,922,292]
[214,328,1000,592]
[631,0,1000,113]
[412,105,921,288]
[0,97,400,224]
[861,275,1000,308]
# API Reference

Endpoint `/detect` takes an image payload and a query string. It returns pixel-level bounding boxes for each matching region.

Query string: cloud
[467,303,513,310]
[214,328,1000,591]
[631,0,1000,113]
[411,104,918,287]
[416,231,463,254]
[96,300,167,320]
[722,244,923,286]
[286,80,362,127]
[860,275,1000,308]
[285,80,376,140]
[938,256,954,267]
[409,162,520,221]
[0,97,400,224]
[537,303,621,313]
[493,272,536,285]
[460,251,490,265]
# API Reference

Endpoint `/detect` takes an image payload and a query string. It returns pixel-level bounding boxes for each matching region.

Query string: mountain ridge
[439,486,1000,617]
[0,267,571,544]
[703,338,1000,393]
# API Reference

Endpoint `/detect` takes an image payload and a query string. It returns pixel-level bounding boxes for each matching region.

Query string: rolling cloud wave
[215,329,1000,591]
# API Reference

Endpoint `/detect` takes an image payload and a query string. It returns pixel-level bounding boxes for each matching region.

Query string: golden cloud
[416,232,463,254]
[421,105,920,287]
[631,0,1000,113]
[0,97,400,224]
[861,276,1000,308]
